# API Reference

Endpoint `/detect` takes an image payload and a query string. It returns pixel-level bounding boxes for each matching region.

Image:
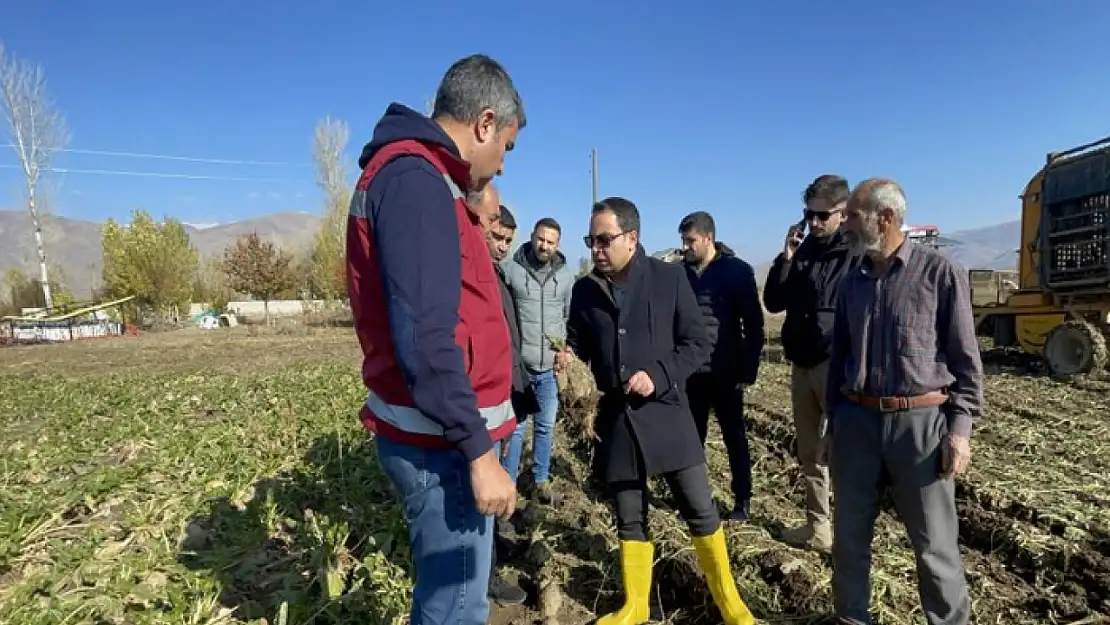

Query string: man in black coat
[678,210,764,522]
[555,197,754,625]
[762,174,860,553]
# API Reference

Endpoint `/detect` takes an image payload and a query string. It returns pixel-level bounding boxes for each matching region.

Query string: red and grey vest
[346,139,515,449]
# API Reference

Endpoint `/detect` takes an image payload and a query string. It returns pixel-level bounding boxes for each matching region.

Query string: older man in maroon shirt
[819,178,983,625]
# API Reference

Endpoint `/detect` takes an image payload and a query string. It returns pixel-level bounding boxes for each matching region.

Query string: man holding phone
[761,174,859,553]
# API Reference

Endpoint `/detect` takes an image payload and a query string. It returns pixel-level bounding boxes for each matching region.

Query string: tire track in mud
[744,395,1110,619]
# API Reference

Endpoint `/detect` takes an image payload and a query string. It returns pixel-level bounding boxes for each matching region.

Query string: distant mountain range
[744,220,1022,287]
[0,210,321,298]
[0,209,1022,300]
[943,220,1022,270]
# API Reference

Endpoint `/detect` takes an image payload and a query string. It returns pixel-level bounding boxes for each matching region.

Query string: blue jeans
[501,368,559,485]
[375,436,494,625]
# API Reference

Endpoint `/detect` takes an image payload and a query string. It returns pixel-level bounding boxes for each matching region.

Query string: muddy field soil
[490,349,1110,625]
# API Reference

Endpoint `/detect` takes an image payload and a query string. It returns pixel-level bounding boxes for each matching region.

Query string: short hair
[533,217,561,235]
[592,197,640,234]
[432,54,526,131]
[803,174,850,206]
[856,178,908,223]
[678,211,715,238]
[498,205,517,230]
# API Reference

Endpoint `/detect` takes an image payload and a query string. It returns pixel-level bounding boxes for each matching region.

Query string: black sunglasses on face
[583,231,628,249]
[804,209,839,222]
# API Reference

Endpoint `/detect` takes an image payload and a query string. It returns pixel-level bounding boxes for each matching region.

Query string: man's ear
[475,108,496,143]
[878,208,893,229]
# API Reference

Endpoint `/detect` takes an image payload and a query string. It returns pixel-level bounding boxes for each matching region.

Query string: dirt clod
[555,355,600,442]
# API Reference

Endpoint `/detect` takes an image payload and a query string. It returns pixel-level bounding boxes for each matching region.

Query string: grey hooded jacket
[500,243,575,372]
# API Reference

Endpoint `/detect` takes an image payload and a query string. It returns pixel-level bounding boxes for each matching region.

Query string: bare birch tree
[309,116,351,300]
[0,41,69,312]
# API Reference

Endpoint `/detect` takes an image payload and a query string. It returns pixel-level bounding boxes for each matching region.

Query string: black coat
[762,232,860,368]
[682,242,765,384]
[566,247,711,483]
[496,263,540,419]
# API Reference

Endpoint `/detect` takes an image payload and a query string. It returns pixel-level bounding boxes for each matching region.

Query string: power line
[0,144,313,167]
[0,163,309,183]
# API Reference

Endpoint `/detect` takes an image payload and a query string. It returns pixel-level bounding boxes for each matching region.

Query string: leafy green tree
[191,255,234,313]
[0,266,74,316]
[100,209,199,322]
[221,233,294,325]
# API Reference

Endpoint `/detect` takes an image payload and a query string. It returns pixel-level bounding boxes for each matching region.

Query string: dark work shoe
[534,482,563,506]
[728,499,750,523]
[496,517,516,538]
[489,571,527,605]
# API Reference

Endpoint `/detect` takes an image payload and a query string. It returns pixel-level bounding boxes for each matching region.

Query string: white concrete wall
[188,300,342,320]
[6,321,123,342]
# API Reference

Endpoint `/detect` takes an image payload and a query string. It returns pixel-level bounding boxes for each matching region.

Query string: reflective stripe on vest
[360,170,511,436]
[365,393,514,435]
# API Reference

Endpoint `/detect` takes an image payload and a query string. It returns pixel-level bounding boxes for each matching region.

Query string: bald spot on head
[468,182,501,232]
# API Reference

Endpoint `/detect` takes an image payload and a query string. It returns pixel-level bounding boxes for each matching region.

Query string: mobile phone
[788,218,806,247]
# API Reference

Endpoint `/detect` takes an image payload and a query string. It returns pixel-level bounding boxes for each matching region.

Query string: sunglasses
[583,231,629,249]
[804,209,840,222]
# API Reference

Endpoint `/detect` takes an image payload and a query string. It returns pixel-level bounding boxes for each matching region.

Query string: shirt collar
[860,238,913,276]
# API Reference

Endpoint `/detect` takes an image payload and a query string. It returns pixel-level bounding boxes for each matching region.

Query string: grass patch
[1,327,1108,624]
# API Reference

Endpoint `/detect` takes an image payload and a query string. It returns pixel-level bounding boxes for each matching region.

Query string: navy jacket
[762,231,860,369]
[682,242,765,384]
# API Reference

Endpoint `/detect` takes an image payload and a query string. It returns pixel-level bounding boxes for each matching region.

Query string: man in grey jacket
[500,217,575,504]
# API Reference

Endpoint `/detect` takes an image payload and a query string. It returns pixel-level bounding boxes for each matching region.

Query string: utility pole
[590,148,599,204]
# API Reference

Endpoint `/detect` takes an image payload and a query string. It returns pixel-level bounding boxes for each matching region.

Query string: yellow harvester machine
[974,136,1110,378]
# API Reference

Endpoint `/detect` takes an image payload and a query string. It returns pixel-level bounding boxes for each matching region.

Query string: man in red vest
[346,54,526,625]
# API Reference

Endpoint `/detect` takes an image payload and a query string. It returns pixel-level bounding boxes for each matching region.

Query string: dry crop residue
[492,347,1110,625]
[3,326,1108,625]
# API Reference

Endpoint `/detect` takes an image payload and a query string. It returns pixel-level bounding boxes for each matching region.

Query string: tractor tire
[1044,319,1108,380]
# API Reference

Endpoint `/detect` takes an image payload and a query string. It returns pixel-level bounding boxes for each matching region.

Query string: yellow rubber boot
[596,540,654,625]
[692,528,756,625]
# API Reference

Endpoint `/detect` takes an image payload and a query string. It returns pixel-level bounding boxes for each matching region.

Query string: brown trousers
[789,360,831,527]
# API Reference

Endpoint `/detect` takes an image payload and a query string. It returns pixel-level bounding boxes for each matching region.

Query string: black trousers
[686,372,753,502]
[612,463,720,541]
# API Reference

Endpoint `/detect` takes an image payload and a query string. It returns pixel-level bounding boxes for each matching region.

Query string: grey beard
[848,233,883,257]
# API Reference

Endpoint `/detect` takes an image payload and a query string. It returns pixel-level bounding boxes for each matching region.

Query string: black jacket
[567,246,711,483]
[495,263,540,419]
[682,242,765,384]
[762,232,860,368]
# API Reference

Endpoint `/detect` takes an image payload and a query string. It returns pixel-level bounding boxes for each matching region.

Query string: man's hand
[940,433,971,478]
[815,433,833,467]
[783,225,805,260]
[553,349,574,373]
[624,370,655,397]
[470,449,516,519]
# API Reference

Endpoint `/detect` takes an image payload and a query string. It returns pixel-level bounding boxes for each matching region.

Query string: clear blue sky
[3,1,1110,264]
